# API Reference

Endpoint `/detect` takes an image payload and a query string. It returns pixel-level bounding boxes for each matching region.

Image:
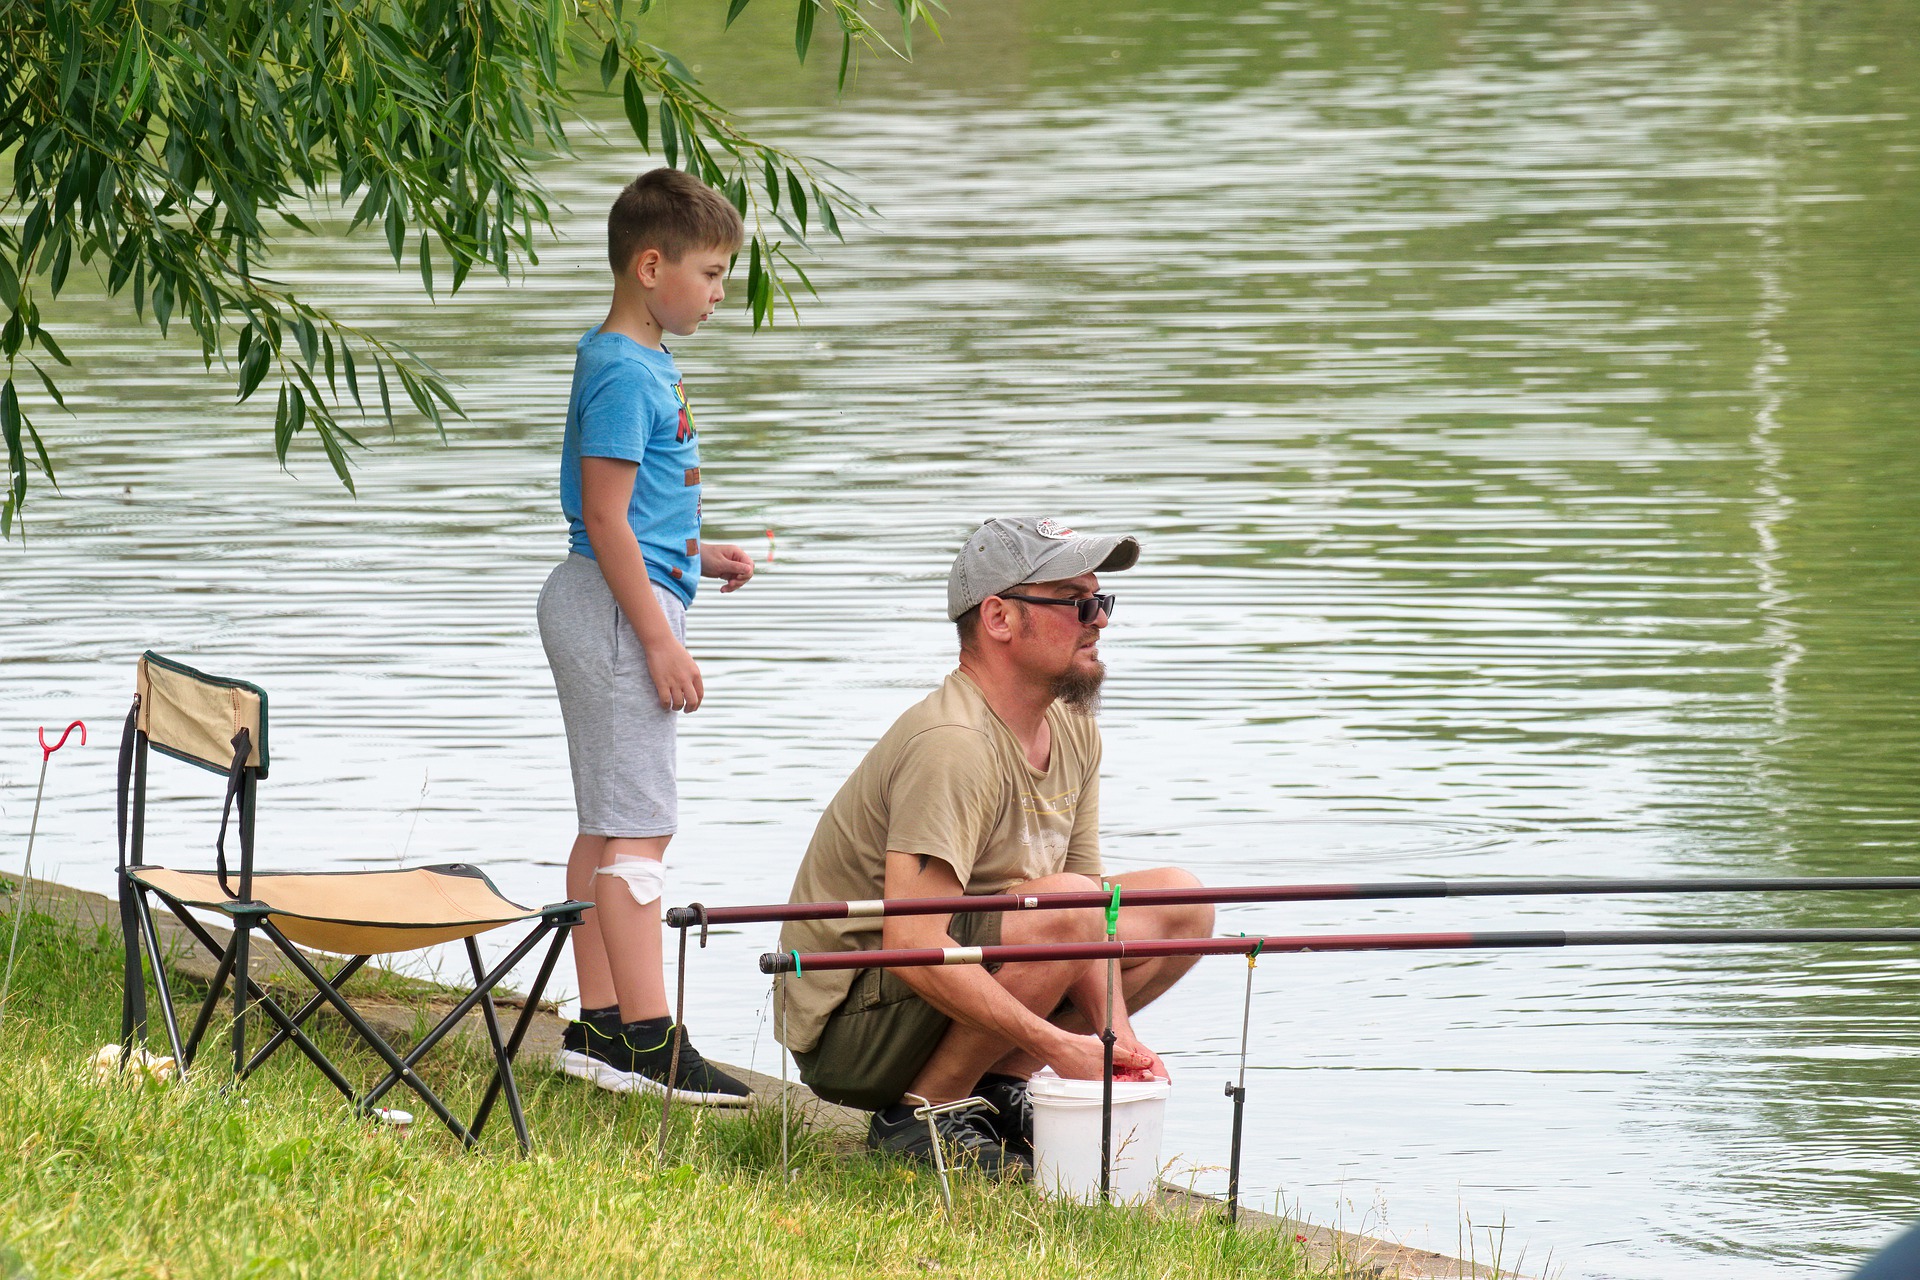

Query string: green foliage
[0,0,941,535]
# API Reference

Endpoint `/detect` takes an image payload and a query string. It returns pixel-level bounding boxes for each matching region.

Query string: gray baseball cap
[947,517,1142,620]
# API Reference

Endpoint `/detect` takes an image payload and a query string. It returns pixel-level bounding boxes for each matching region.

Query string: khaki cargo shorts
[794,911,1003,1112]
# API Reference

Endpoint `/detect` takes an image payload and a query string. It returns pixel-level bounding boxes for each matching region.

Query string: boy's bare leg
[566,832,672,1022]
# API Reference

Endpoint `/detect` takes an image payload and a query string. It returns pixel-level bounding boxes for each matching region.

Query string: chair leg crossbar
[122,886,580,1155]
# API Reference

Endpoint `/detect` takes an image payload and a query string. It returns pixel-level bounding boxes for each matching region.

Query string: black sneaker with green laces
[554,1012,752,1107]
[866,1100,1030,1179]
[554,1010,631,1093]
[619,1019,753,1107]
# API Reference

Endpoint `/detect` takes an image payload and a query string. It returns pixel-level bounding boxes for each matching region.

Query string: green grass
[0,908,1323,1280]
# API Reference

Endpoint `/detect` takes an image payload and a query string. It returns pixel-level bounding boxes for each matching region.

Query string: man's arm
[880,852,1148,1081]
[1060,937,1166,1080]
[581,455,703,711]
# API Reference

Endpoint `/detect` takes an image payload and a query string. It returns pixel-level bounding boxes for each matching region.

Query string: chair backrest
[137,651,270,778]
[122,652,272,897]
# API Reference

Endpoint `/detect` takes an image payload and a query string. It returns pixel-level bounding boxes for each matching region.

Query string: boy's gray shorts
[537,554,686,838]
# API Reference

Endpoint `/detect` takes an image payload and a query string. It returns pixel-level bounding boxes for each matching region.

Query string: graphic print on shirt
[1012,782,1081,879]
[673,380,696,443]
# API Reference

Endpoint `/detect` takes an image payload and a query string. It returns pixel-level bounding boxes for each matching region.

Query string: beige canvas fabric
[138,655,265,772]
[132,867,536,955]
[775,670,1102,1054]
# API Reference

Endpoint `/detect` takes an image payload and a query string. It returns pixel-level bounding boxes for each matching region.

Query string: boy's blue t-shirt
[559,327,701,605]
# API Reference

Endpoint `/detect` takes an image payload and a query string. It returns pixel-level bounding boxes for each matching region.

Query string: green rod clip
[1105,884,1121,941]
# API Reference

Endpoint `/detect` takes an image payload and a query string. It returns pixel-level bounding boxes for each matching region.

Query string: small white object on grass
[91,1043,178,1084]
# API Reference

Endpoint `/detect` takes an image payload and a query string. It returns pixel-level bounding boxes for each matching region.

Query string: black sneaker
[866,1101,1030,1179]
[619,1021,754,1107]
[554,1014,630,1093]
[973,1075,1034,1161]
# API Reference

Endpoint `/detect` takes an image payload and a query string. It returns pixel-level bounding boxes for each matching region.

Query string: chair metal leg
[470,919,574,1145]
[464,936,530,1154]
[130,889,188,1075]
[256,920,475,1146]
[230,918,252,1080]
[116,872,148,1050]
[360,919,561,1115]
[241,954,371,1079]
[181,935,237,1069]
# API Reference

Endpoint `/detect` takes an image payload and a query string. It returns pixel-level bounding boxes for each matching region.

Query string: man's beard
[1050,659,1106,713]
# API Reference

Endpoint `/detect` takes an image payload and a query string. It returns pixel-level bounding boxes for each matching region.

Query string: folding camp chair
[114,651,587,1153]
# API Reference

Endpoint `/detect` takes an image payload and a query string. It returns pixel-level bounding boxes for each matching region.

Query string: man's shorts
[537,553,686,838]
[794,911,1004,1112]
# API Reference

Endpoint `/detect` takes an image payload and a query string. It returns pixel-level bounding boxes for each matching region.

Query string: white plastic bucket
[1027,1068,1171,1204]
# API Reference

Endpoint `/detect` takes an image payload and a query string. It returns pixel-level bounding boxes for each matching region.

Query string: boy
[538,168,756,1105]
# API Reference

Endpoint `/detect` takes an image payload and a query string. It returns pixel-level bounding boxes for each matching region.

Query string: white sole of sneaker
[552,1049,754,1108]
[629,1073,756,1108]
[554,1049,639,1093]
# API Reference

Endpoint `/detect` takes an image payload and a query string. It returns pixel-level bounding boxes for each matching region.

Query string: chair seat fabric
[130,864,538,955]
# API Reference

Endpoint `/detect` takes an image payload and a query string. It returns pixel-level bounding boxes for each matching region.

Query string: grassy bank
[0,902,1327,1280]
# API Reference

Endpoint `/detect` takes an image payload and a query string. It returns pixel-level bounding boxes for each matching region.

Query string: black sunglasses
[996,591,1116,624]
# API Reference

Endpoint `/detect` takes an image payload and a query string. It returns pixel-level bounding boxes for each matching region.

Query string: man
[776,517,1213,1174]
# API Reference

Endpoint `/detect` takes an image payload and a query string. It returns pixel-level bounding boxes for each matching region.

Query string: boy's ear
[630,247,664,287]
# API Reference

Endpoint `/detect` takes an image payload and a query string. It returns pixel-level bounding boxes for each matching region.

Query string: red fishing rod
[669,876,1920,932]
[759,926,1920,974]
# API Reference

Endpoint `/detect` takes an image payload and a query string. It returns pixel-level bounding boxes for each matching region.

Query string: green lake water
[3,1,1918,1274]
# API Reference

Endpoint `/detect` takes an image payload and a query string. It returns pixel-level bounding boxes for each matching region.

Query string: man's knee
[1004,873,1104,946]
[1133,866,1212,939]
[1017,902,1105,946]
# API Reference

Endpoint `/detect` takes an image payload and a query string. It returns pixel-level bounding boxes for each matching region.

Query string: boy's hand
[645,638,704,713]
[700,543,755,593]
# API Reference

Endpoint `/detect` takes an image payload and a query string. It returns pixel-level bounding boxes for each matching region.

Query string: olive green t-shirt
[775,670,1103,1053]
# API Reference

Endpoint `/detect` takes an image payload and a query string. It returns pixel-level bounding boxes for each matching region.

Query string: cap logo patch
[1035,518,1075,539]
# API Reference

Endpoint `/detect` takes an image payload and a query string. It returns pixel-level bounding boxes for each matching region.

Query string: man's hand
[1046,1028,1155,1082]
[645,637,704,712]
[700,543,755,593]
[1114,1031,1169,1081]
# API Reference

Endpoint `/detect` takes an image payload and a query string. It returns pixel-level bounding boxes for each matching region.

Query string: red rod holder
[39,720,85,762]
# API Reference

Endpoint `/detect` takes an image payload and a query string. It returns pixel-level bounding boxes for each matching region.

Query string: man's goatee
[1051,661,1105,714]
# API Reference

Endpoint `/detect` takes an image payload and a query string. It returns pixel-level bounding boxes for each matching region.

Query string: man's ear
[978,596,1016,643]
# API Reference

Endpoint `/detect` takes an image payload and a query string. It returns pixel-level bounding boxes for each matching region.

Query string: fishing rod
[759,927,1920,974]
[669,876,1920,932]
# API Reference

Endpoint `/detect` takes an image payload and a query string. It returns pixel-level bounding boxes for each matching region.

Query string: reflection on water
[3,1,1918,1275]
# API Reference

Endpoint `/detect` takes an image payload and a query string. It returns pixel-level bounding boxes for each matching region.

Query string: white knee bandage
[596,856,665,907]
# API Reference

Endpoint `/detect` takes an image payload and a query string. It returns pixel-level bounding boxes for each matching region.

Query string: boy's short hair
[608,168,745,273]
